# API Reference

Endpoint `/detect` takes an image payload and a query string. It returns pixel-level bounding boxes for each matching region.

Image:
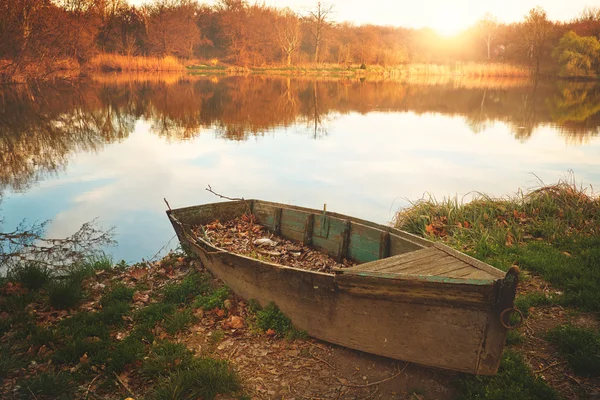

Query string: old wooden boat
[166,199,519,375]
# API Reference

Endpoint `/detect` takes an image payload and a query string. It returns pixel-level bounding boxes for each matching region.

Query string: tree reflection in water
[1,75,599,192]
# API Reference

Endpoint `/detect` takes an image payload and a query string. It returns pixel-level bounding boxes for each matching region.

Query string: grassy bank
[0,254,242,399]
[395,178,600,398]
[186,61,533,78]
[88,54,185,72]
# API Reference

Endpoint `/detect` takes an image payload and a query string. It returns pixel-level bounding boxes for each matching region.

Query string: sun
[429,13,473,37]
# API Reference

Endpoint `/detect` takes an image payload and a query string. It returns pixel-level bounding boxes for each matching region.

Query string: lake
[1,74,599,263]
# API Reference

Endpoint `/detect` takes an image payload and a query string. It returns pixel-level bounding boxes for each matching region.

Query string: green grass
[162,272,210,304]
[193,286,230,310]
[505,329,525,346]
[395,181,600,311]
[17,370,77,399]
[9,263,51,290]
[147,357,240,400]
[47,277,83,309]
[254,301,307,340]
[65,254,113,283]
[142,341,240,400]
[514,292,557,318]
[164,309,196,334]
[546,324,600,376]
[456,350,560,399]
[0,346,26,382]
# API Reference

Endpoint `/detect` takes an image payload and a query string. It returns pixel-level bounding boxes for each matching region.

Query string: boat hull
[167,200,517,375]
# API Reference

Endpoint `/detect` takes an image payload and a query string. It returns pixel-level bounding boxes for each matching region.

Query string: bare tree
[276,9,301,66]
[308,2,333,63]
[521,6,553,75]
[477,13,499,60]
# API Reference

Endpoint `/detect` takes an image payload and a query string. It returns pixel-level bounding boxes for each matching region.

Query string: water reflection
[2,75,599,192]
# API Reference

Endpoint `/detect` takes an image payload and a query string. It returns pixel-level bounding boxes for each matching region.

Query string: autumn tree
[552,31,600,77]
[308,2,333,63]
[521,6,553,75]
[477,13,499,60]
[276,9,301,66]
[145,0,201,58]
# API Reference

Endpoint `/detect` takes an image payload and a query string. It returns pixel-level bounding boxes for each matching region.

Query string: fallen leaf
[425,224,435,234]
[228,315,244,329]
[0,312,9,321]
[266,329,276,336]
[129,267,147,280]
[79,353,89,364]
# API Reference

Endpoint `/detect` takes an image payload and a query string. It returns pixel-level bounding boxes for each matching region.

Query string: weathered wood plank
[347,222,385,263]
[434,243,505,279]
[312,217,347,259]
[388,254,456,275]
[389,233,426,256]
[303,213,314,246]
[408,258,472,277]
[377,252,450,273]
[347,248,438,272]
[280,209,310,243]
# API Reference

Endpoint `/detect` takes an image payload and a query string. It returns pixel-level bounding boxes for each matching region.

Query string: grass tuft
[164,309,196,334]
[546,324,600,376]
[193,286,230,310]
[10,263,51,290]
[254,302,307,339]
[88,53,184,72]
[162,272,210,304]
[17,370,77,399]
[456,349,559,399]
[47,278,83,310]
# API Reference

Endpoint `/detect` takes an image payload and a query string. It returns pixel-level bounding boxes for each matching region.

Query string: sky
[131,0,596,35]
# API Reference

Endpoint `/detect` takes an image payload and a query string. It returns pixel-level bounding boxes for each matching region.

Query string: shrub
[47,278,83,310]
[546,324,600,376]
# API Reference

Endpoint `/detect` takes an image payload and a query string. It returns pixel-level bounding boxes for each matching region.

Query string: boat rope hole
[500,307,524,329]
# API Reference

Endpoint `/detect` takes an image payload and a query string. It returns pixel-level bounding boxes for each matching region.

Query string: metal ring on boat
[500,307,524,329]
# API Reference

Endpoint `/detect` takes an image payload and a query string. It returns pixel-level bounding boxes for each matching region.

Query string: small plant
[100,283,135,307]
[164,309,196,334]
[456,349,559,400]
[194,287,230,310]
[0,346,25,382]
[255,302,307,339]
[147,357,240,400]
[141,341,194,379]
[546,324,600,376]
[10,263,51,290]
[17,370,77,399]
[514,291,556,318]
[99,300,130,325]
[163,272,209,304]
[47,278,83,309]
[106,335,145,373]
[505,329,524,346]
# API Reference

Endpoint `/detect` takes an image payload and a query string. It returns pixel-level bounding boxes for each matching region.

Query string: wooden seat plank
[399,257,467,276]
[348,247,437,272]
[380,253,451,274]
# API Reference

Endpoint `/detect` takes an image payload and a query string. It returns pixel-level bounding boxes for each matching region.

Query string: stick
[113,372,136,398]
[205,185,244,201]
[85,374,101,400]
[534,361,567,374]
[309,348,336,369]
[26,387,39,400]
[342,363,409,388]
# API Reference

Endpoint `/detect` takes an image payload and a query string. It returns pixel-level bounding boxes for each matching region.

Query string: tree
[477,13,499,60]
[552,31,600,77]
[276,9,301,66]
[308,2,333,63]
[145,0,201,58]
[521,6,553,75]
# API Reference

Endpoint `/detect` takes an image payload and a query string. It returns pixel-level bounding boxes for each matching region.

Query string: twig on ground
[26,387,39,400]
[85,374,101,400]
[113,372,136,398]
[342,363,409,388]
[309,347,336,369]
[534,361,567,374]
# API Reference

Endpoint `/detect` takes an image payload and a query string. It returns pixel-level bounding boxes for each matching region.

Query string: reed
[87,53,184,72]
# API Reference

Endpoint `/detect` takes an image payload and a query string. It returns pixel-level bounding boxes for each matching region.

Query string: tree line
[1,0,600,80]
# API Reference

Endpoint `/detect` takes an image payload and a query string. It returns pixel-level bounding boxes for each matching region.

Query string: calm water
[2,75,599,262]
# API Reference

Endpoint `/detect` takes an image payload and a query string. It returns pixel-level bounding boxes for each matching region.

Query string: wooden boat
[166,199,519,375]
